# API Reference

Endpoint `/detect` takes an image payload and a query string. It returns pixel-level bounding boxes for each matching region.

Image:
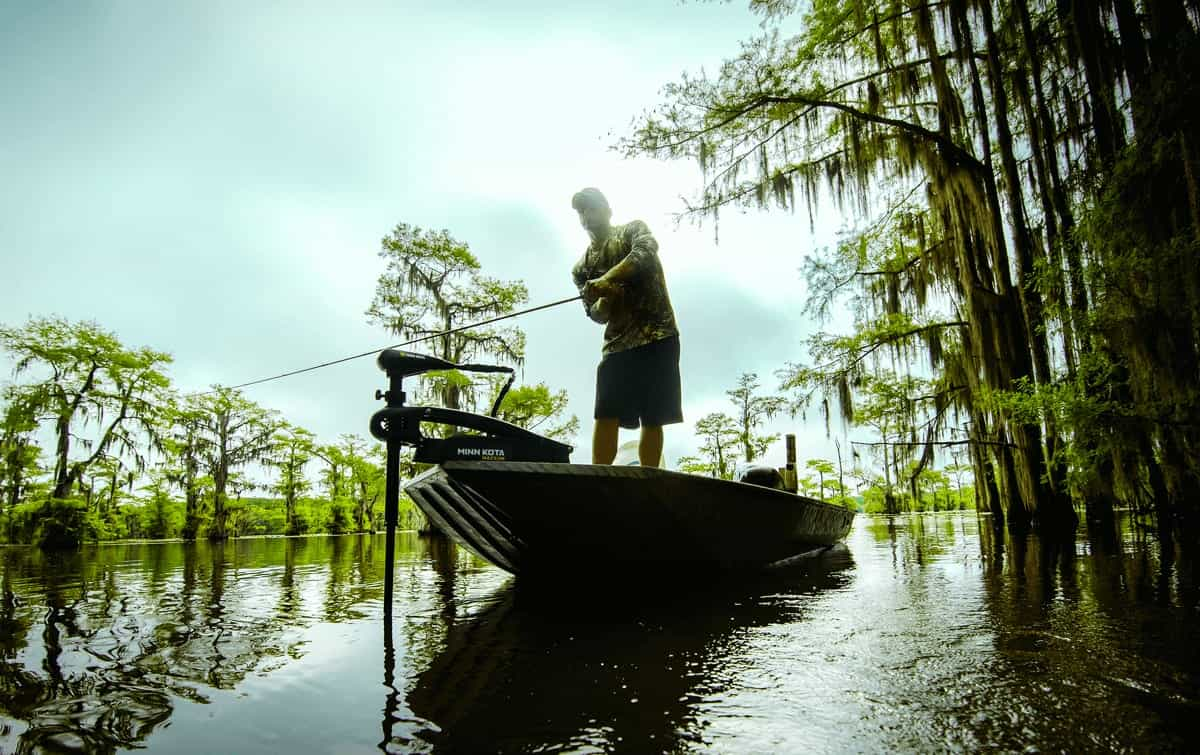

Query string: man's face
[577,206,611,240]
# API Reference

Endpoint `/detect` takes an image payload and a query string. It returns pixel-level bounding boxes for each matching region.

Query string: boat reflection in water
[387,544,856,753]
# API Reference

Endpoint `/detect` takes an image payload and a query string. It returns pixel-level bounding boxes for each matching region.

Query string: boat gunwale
[433,461,855,518]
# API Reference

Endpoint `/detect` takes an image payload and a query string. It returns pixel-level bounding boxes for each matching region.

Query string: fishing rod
[211,294,582,394]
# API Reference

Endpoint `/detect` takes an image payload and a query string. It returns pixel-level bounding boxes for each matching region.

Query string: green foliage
[828,493,858,512]
[325,498,355,535]
[622,0,1200,533]
[3,498,43,543]
[681,412,742,479]
[1,388,43,517]
[0,256,562,544]
[861,487,887,514]
[681,372,788,477]
[314,438,353,500]
[189,387,280,540]
[31,497,92,550]
[726,373,785,464]
[856,477,973,514]
[978,357,1145,506]
[419,369,478,419]
[140,480,183,539]
[0,316,172,501]
[494,382,580,442]
[286,507,311,536]
[676,455,713,476]
[801,458,841,502]
[270,424,315,536]
[162,399,208,539]
[366,223,528,413]
[316,435,388,532]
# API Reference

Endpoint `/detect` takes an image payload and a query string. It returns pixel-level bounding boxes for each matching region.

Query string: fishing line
[203,295,582,394]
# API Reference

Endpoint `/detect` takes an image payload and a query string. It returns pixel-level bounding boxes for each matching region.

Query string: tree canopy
[626,0,1200,538]
[366,223,528,413]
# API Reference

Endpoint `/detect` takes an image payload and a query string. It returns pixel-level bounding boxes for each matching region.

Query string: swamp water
[2,512,1198,753]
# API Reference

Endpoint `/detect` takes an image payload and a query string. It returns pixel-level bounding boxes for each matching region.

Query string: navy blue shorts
[595,336,683,429]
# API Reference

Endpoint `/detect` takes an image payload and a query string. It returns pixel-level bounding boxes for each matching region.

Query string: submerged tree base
[34,498,91,551]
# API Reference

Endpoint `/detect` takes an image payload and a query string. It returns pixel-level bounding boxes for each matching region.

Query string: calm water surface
[2,512,1198,753]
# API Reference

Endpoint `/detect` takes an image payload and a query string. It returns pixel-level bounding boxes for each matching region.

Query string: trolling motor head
[369,349,572,464]
[376,349,457,378]
[374,349,516,412]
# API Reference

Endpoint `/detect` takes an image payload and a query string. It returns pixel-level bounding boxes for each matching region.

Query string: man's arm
[573,259,609,322]
[583,221,656,299]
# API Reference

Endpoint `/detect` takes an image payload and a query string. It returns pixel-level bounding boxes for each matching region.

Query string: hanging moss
[621,0,1199,538]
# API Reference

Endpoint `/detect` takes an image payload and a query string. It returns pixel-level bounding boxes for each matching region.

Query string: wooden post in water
[784,434,798,493]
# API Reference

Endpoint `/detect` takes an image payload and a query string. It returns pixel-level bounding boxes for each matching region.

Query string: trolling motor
[362,300,581,619]
[372,349,573,617]
[369,349,572,464]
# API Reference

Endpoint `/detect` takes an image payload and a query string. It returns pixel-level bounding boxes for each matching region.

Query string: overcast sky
[1,0,855,473]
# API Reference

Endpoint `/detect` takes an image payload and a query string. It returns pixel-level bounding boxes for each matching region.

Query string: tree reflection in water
[0,537,383,752]
[969,512,1198,752]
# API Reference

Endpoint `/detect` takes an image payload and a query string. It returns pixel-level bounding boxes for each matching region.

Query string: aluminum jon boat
[370,349,854,577]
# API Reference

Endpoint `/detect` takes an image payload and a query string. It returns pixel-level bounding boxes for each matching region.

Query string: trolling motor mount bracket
[369,349,573,463]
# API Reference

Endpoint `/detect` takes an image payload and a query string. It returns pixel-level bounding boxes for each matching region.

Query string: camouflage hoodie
[572,220,678,354]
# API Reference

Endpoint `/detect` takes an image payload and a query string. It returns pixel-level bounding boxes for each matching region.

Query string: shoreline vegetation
[0,527,427,549]
[4,508,1007,550]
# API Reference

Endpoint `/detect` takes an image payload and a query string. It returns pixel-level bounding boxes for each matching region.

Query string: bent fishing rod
[210,294,582,394]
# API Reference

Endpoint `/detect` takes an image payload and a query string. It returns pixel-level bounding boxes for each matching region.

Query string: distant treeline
[677,372,974,514]
[0,315,573,549]
[3,494,426,546]
[0,314,972,551]
[1,222,586,548]
[0,315,422,547]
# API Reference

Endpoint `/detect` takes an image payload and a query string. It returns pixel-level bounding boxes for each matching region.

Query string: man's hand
[582,277,617,303]
[588,296,612,324]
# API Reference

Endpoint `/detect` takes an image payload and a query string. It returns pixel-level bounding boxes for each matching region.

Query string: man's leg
[592,417,620,464]
[639,424,663,468]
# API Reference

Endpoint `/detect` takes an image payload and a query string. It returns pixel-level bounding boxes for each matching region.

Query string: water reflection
[0,536,390,752]
[396,546,855,753]
[974,513,1200,752]
[1,548,181,751]
[1,515,1198,753]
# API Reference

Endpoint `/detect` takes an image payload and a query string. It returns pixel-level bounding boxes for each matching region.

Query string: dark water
[2,512,1198,753]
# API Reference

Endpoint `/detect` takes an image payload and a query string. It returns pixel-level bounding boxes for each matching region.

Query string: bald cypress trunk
[1011,0,1078,374]
[980,0,1073,530]
[1015,73,1077,377]
[970,410,1005,523]
[1012,0,1091,363]
[937,0,1053,532]
[211,419,230,542]
[1067,0,1124,164]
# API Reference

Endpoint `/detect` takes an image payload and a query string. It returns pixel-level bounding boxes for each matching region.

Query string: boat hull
[403,462,854,575]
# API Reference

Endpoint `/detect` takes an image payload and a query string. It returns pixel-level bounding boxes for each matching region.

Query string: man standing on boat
[571,187,682,467]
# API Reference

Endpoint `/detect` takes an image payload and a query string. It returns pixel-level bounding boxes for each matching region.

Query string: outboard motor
[736,464,787,490]
[369,349,572,464]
